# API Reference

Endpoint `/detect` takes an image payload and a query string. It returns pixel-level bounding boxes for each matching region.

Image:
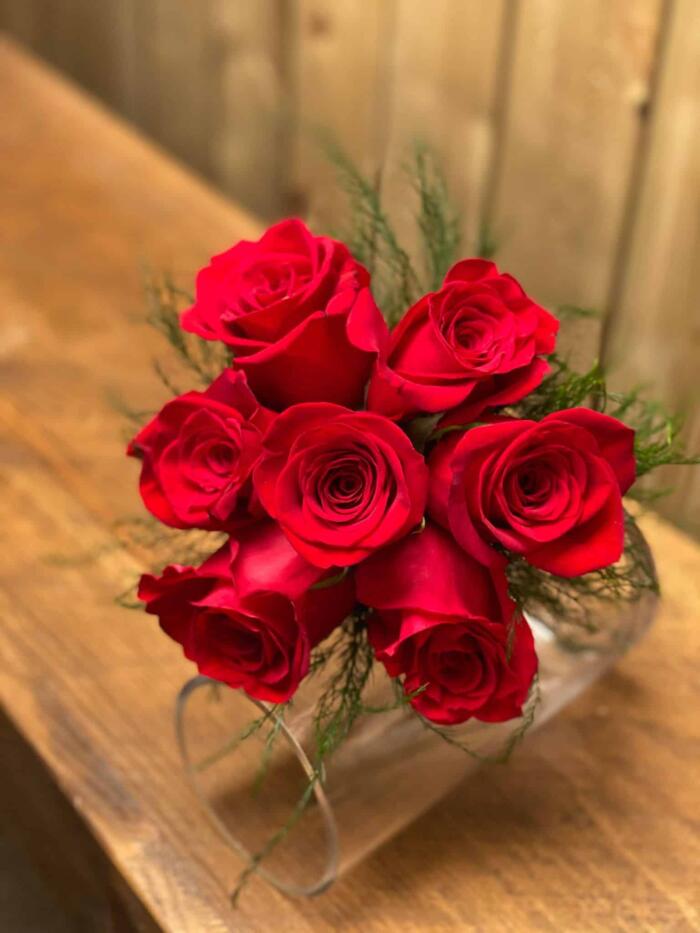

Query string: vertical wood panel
[0,0,138,116]
[289,0,396,229]
[128,0,213,178]
[604,0,700,535]
[0,0,288,219]
[488,0,663,362]
[0,0,39,45]
[207,1,288,218]
[54,0,138,115]
[131,0,288,217]
[380,0,507,267]
[1,0,699,535]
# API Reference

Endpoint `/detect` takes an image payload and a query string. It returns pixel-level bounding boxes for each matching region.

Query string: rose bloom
[367,258,558,422]
[356,523,537,725]
[254,403,428,568]
[429,408,636,577]
[181,218,388,409]
[139,522,354,702]
[127,370,272,531]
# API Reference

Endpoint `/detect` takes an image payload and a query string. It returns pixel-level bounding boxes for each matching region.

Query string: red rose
[428,408,636,577]
[356,523,537,725]
[127,370,273,531]
[181,218,388,409]
[138,522,354,702]
[254,403,428,568]
[367,258,558,422]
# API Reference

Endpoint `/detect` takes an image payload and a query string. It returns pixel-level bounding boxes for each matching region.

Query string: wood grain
[289,0,396,228]
[205,0,289,218]
[2,1,699,533]
[1,38,699,932]
[380,0,506,264]
[487,0,663,365]
[602,0,700,538]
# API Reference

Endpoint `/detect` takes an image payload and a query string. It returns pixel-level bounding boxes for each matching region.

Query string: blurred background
[0,7,698,930]
[1,0,698,536]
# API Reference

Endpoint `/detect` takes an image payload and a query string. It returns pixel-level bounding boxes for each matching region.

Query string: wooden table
[1,36,698,932]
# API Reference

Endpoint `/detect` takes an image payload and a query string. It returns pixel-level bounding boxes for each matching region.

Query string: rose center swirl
[306,448,380,523]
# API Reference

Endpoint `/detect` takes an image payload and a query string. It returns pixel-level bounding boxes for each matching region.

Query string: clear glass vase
[175,526,658,898]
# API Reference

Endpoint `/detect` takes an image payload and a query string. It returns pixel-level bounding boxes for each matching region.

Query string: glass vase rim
[175,674,340,898]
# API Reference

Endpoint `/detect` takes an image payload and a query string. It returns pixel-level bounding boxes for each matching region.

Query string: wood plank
[3,396,700,932]
[0,1,289,218]
[0,0,39,45]
[488,0,663,364]
[125,0,214,180]
[380,0,507,268]
[289,0,396,229]
[206,0,288,218]
[603,0,700,537]
[1,38,700,931]
[0,35,259,527]
[0,0,139,120]
[1,707,146,932]
[0,435,266,933]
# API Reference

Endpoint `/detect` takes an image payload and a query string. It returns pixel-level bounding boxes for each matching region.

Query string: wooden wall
[1,0,699,535]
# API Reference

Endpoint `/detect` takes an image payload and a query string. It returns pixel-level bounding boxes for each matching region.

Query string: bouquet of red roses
[128,212,665,730]
[124,151,698,900]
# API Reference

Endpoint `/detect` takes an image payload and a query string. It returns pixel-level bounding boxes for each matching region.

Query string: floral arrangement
[124,149,696,895]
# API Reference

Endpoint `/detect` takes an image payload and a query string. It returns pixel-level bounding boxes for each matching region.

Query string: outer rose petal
[194,589,309,702]
[202,368,259,414]
[295,570,356,646]
[525,487,625,576]
[426,432,461,529]
[356,522,512,622]
[438,357,551,428]
[367,355,473,421]
[138,557,226,651]
[470,618,538,724]
[228,521,327,598]
[439,420,531,568]
[443,258,500,285]
[345,285,390,355]
[234,289,386,409]
[181,219,365,346]
[545,407,636,493]
[258,402,349,456]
